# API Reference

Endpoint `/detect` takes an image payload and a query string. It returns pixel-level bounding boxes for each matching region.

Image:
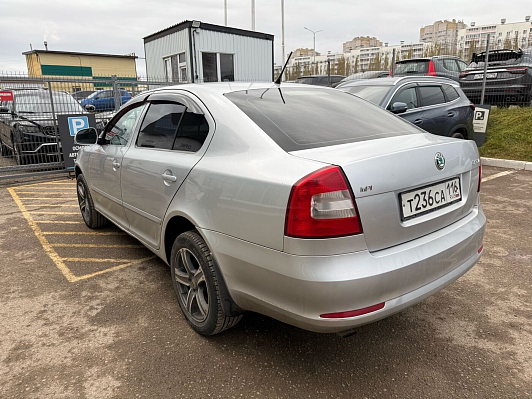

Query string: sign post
[472,105,491,147]
[58,114,97,169]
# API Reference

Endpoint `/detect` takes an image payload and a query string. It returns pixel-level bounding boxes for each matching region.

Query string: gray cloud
[1,0,530,74]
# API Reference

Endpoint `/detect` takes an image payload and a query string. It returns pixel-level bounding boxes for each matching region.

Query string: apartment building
[420,19,467,46]
[343,36,383,52]
[290,48,320,58]
[457,16,532,55]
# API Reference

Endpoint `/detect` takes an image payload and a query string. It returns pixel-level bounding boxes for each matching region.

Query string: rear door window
[418,86,445,107]
[442,59,460,72]
[137,103,185,149]
[442,84,460,102]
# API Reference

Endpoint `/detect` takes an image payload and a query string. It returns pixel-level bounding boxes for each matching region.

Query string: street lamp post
[304,27,323,64]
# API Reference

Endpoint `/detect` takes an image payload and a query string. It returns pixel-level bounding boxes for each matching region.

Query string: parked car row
[72,81,485,336]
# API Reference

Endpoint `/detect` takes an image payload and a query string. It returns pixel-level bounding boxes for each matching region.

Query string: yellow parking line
[60,257,140,262]
[24,205,79,208]
[35,221,84,224]
[29,211,79,215]
[51,243,144,248]
[18,198,77,200]
[8,188,78,282]
[72,256,156,282]
[15,191,76,194]
[43,231,126,235]
[12,182,74,189]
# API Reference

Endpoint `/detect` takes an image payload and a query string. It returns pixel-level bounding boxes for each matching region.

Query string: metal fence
[0,73,169,180]
[279,37,532,107]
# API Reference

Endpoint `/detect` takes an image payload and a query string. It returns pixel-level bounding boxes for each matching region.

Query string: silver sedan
[73,82,485,335]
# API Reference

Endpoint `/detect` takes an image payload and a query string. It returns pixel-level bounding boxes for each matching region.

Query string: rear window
[468,49,530,68]
[442,84,460,102]
[224,87,420,152]
[340,85,391,105]
[295,77,317,85]
[394,61,429,74]
[418,86,445,107]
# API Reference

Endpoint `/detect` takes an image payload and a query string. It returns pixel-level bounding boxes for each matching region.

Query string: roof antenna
[275,51,292,84]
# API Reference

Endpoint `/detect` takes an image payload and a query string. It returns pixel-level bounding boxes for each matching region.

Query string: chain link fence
[0,73,170,180]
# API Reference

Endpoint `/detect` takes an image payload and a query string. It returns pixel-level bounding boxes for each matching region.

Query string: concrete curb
[481,157,532,171]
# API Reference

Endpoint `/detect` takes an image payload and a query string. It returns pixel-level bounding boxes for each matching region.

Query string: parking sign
[67,116,89,136]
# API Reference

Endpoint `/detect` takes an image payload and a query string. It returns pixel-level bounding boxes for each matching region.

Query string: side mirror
[75,127,98,145]
[84,104,96,112]
[391,102,408,114]
[0,106,10,114]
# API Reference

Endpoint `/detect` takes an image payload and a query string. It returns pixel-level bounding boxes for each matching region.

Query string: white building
[457,17,532,54]
[144,20,274,83]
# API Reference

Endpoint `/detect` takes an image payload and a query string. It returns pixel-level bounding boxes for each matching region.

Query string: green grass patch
[479,107,532,162]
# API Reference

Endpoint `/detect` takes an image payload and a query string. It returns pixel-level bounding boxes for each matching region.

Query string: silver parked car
[74,83,485,336]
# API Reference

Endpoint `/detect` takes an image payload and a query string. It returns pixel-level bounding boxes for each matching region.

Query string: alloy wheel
[77,181,90,222]
[174,248,209,323]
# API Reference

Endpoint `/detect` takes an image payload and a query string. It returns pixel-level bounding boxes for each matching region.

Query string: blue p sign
[67,116,89,136]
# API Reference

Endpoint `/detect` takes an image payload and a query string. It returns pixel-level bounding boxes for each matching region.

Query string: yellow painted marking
[8,189,155,282]
[8,188,78,282]
[18,197,77,200]
[71,256,156,282]
[43,231,126,236]
[51,243,144,248]
[29,211,79,215]
[35,221,84,224]
[24,204,79,208]
[482,170,516,183]
[60,257,139,262]
[15,191,76,194]
[12,182,74,189]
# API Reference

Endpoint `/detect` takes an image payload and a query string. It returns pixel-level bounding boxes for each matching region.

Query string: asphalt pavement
[0,166,530,398]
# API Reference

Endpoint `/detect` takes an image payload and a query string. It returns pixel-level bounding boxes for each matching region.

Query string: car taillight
[470,103,476,111]
[478,164,482,192]
[459,71,468,79]
[285,166,363,238]
[507,67,528,74]
[426,60,436,76]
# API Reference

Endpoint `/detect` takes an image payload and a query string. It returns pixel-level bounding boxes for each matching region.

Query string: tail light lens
[426,60,437,76]
[478,164,482,192]
[470,103,476,111]
[285,166,363,238]
[507,67,528,74]
[459,71,468,79]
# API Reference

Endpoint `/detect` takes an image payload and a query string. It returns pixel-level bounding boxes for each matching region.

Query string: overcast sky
[1,0,531,75]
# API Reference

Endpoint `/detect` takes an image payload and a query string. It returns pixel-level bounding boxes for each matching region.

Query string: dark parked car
[459,48,532,106]
[294,75,346,87]
[338,76,474,139]
[72,90,95,101]
[393,56,468,82]
[81,89,131,111]
[0,89,112,165]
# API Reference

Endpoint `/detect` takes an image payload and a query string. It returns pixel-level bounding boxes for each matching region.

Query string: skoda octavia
[74,83,485,335]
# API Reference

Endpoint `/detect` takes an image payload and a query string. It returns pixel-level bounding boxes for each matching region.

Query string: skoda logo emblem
[435,152,445,170]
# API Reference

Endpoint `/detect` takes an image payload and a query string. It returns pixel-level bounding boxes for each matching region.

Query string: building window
[201,52,235,83]
[163,53,187,83]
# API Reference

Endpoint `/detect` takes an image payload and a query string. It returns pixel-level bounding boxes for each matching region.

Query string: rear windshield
[394,60,429,74]
[224,87,420,152]
[339,85,391,106]
[295,77,317,85]
[468,50,530,68]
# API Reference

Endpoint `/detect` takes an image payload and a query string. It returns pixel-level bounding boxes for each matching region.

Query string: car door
[387,84,425,129]
[120,92,213,249]
[87,103,146,229]
[416,84,448,136]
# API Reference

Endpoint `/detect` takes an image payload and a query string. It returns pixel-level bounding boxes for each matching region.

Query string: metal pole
[224,0,227,26]
[112,75,120,111]
[327,59,331,86]
[480,34,490,105]
[281,0,285,64]
[391,48,396,77]
[47,80,61,165]
[251,0,255,31]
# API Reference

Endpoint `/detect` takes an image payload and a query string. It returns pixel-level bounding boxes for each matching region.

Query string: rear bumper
[202,206,485,333]
[461,83,531,103]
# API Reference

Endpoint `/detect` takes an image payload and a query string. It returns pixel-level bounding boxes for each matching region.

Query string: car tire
[451,132,465,139]
[0,137,7,157]
[76,174,109,228]
[171,231,243,335]
[13,143,27,165]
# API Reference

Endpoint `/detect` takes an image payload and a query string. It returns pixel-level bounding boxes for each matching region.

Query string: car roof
[338,76,459,88]
[397,55,460,62]
[296,75,345,79]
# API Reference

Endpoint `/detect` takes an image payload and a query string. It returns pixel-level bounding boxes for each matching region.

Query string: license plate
[400,178,461,220]
[474,72,497,79]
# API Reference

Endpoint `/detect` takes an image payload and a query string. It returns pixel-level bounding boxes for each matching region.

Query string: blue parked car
[81,89,131,111]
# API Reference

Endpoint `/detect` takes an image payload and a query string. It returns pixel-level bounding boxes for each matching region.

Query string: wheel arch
[450,124,469,139]
[162,213,243,317]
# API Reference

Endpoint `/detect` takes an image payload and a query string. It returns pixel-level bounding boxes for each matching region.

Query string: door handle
[111,160,121,169]
[162,171,177,183]
[414,119,423,125]
[447,112,455,117]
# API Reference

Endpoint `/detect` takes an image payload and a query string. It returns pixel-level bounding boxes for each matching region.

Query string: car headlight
[17,123,40,134]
